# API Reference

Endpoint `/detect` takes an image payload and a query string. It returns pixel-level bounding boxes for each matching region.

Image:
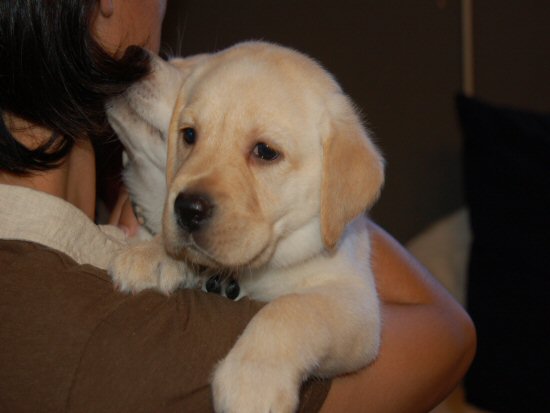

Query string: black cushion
[457,94,550,412]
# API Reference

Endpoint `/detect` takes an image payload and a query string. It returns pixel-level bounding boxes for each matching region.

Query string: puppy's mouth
[177,235,222,267]
[165,219,275,276]
[171,232,275,275]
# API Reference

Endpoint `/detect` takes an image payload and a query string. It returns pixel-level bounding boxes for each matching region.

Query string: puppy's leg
[109,235,197,294]
[212,283,380,413]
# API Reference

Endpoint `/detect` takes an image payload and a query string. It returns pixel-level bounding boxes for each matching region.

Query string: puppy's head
[162,42,384,272]
[105,51,210,235]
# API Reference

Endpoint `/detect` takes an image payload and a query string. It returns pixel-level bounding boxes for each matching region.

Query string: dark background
[161,0,550,243]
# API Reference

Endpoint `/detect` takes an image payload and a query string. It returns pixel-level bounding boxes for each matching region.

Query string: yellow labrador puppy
[107,41,384,413]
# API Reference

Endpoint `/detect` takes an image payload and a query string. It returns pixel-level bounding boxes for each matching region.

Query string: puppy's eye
[252,142,280,161]
[181,127,197,145]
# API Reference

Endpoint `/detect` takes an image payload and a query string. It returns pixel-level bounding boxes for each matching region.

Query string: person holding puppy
[0,1,475,412]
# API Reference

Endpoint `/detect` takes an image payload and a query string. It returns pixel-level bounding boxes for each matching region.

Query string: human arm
[320,221,476,413]
[0,239,329,413]
[108,187,141,237]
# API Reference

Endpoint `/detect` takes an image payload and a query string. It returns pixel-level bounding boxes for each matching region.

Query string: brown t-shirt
[0,240,330,412]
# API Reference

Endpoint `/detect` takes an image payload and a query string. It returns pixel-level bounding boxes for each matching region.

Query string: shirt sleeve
[66,267,331,413]
[1,241,330,413]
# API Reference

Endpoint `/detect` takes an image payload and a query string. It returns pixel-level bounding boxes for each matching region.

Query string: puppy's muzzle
[174,192,214,233]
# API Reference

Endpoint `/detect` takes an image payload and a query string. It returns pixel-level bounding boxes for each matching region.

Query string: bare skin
[0,114,97,219]
[0,1,476,411]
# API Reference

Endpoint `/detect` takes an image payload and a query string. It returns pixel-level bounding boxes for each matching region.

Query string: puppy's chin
[164,241,219,268]
[163,228,275,273]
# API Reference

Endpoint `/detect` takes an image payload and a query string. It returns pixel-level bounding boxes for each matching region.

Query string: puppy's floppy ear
[321,94,385,250]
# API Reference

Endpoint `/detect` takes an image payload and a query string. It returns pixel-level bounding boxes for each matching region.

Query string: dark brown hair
[0,0,150,174]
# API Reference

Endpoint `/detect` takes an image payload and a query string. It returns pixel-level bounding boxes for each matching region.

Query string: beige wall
[161,0,549,242]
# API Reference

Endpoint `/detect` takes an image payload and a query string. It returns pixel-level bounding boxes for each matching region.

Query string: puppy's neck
[270,217,325,269]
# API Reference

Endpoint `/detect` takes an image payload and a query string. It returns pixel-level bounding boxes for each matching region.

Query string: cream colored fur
[107,41,384,413]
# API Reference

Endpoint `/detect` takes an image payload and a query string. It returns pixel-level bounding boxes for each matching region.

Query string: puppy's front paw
[212,351,300,413]
[108,239,194,294]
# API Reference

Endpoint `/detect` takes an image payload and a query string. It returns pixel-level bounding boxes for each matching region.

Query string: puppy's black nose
[174,193,213,232]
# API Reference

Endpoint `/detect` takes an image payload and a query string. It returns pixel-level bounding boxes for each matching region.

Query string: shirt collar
[0,184,126,269]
